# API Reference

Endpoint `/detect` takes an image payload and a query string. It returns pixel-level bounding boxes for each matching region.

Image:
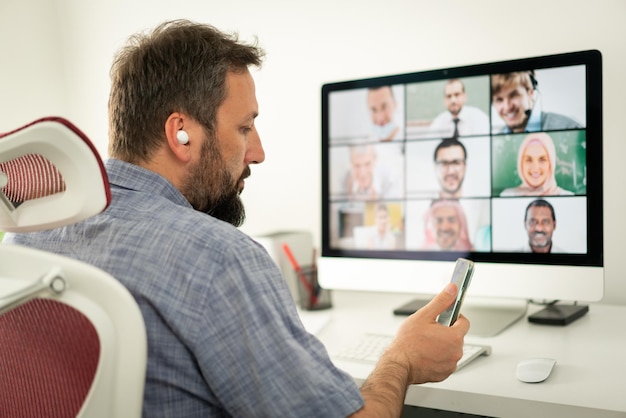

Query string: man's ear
[165,112,191,163]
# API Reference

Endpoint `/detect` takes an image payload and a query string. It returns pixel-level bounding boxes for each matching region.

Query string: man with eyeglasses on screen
[434,138,467,199]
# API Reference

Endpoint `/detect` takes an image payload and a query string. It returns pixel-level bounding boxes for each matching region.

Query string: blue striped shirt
[6,158,363,417]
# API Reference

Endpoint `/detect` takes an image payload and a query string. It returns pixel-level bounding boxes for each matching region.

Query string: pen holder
[297,265,332,311]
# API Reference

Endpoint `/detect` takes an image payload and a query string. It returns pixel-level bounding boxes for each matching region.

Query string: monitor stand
[393,298,430,316]
[393,297,528,337]
[527,303,589,326]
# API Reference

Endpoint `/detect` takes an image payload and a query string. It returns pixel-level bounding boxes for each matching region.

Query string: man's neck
[440,190,462,199]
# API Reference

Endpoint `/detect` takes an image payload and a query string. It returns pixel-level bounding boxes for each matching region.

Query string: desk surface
[304,290,626,418]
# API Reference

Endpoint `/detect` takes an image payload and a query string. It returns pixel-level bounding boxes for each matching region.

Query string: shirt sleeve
[188,235,364,417]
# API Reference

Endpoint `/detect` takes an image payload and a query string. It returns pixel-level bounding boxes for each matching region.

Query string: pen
[281,243,318,307]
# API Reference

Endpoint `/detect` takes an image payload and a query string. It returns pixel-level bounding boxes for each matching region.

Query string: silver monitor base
[463,298,528,337]
[393,297,528,337]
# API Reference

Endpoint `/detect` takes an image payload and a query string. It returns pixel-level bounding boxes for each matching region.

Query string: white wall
[0,0,68,125]
[2,0,625,304]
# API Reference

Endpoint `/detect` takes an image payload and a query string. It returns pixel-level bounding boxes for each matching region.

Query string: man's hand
[385,282,470,384]
[351,284,470,418]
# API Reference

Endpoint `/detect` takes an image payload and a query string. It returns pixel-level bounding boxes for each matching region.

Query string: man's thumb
[421,283,458,319]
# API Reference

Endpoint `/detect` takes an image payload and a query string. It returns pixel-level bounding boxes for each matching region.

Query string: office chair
[0,117,147,418]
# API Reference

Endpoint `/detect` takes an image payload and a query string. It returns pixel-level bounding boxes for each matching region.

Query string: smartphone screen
[437,258,474,326]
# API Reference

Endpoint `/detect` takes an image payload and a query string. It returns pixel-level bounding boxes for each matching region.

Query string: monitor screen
[319,50,603,309]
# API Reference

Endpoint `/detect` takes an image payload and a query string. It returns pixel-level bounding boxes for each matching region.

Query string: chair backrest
[0,298,100,417]
[0,116,110,232]
[0,117,147,418]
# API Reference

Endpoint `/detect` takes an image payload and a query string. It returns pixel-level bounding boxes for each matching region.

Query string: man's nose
[246,127,265,164]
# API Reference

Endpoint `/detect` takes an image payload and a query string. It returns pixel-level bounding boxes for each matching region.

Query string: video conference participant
[342,143,403,200]
[523,199,563,253]
[491,71,582,133]
[500,132,574,197]
[355,202,401,250]
[428,78,490,138]
[421,199,474,251]
[3,20,469,418]
[434,138,467,199]
[367,85,402,141]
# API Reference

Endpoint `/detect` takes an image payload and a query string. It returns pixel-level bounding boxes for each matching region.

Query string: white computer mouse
[516,358,556,383]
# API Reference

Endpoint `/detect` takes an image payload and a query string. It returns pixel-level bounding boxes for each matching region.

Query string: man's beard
[530,232,550,248]
[441,175,463,196]
[436,229,457,250]
[180,137,248,227]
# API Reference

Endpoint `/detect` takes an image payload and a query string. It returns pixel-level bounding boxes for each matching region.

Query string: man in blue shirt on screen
[4,19,468,418]
[491,71,582,133]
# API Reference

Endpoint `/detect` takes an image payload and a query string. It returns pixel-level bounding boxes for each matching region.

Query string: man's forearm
[351,356,411,418]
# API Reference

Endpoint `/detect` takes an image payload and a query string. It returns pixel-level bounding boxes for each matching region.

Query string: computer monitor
[318,50,603,336]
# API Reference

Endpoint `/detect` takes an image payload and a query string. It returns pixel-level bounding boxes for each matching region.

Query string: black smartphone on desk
[437,258,474,326]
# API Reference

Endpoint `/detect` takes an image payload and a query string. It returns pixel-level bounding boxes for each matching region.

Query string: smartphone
[437,258,475,326]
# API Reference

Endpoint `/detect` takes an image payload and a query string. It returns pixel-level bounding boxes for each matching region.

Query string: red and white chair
[0,117,147,418]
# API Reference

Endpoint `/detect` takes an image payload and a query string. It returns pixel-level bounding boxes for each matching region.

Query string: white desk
[307,290,626,418]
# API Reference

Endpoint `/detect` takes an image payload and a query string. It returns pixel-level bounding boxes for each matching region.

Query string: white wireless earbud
[176,130,189,145]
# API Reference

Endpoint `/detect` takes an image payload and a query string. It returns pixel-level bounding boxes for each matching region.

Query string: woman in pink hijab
[500,132,573,196]
[421,199,474,251]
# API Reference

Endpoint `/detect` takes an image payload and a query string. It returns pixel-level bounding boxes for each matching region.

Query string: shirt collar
[104,158,192,209]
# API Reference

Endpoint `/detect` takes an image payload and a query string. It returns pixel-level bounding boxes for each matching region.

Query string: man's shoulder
[461,106,490,120]
[430,111,450,125]
[463,105,486,114]
[541,112,582,130]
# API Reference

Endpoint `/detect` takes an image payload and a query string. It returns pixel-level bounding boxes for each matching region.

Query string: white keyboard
[334,333,491,371]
